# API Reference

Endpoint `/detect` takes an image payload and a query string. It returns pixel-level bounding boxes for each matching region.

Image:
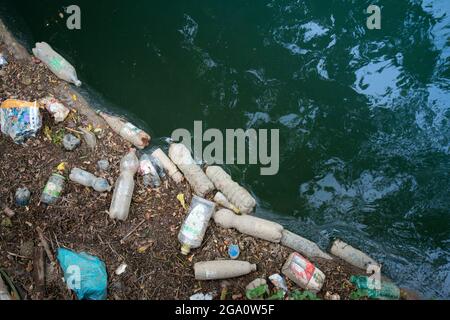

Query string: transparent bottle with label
[178,196,216,255]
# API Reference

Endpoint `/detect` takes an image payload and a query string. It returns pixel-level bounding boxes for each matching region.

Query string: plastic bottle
[282,252,326,293]
[32,42,81,86]
[109,149,139,221]
[329,239,380,270]
[149,154,166,179]
[0,276,11,300]
[281,230,333,260]
[213,209,284,243]
[178,196,216,255]
[213,192,240,214]
[139,154,161,188]
[98,112,150,149]
[194,260,257,280]
[169,143,214,197]
[69,168,111,192]
[206,166,256,215]
[41,173,66,205]
[350,275,400,300]
[151,148,183,184]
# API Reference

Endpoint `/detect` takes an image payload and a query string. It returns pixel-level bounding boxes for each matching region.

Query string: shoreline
[0,17,416,300]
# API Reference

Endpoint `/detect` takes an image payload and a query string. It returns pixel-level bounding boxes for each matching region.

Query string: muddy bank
[0,18,407,301]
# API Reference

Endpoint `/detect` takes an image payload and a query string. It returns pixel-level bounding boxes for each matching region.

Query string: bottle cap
[181,244,191,255]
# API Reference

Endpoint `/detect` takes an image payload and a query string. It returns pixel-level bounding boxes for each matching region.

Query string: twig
[36,227,56,264]
[64,127,84,135]
[120,219,146,244]
[7,252,30,260]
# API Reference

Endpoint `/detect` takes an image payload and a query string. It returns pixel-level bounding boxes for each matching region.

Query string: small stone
[1,218,12,227]
[15,187,31,207]
[21,75,32,86]
[63,134,81,151]
[19,241,34,258]
[97,159,110,172]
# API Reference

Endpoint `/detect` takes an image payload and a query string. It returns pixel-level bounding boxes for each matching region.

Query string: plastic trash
[206,166,256,215]
[151,148,183,184]
[350,275,400,300]
[63,134,81,151]
[139,154,161,188]
[109,149,139,221]
[214,209,284,243]
[194,260,257,280]
[0,274,11,300]
[178,196,216,255]
[214,192,240,214]
[169,143,214,196]
[190,293,214,300]
[98,112,150,149]
[69,168,111,192]
[41,172,66,205]
[228,244,240,260]
[39,96,70,123]
[115,263,127,276]
[57,248,107,300]
[15,187,31,207]
[325,292,341,300]
[269,274,288,293]
[330,239,380,270]
[246,279,269,300]
[32,42,82,86]
[282,252,326,293]
[281,230,333,260]
[97,160,110,172]
[0,53,7,67]
[0,100,42,144]
[79,128,97,151]
[149,154,166,179]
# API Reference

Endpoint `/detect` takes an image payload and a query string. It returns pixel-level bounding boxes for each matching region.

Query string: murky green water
[1,0,449,298]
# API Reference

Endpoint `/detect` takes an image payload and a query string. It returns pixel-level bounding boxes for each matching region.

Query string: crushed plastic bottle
[169,143,214,197]
[214,209,284,243]
[32,42,81,86]
[282,252,326,293]
[206,166,256,214]
[139,154,161,188]
[194,260,257,280]
[98,112,150,149]
[178,196,216,255]
[0,100,42,144]
[281,230,333,260]
[15,187,31,207]
[109,149,139,221]
[39,96,70,123]
[41,172,66,205]
[151,148,183,184]
[330,239,380,270]
[69,168,111,192]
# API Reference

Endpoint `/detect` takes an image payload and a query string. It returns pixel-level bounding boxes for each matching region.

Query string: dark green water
[1,0,449,298]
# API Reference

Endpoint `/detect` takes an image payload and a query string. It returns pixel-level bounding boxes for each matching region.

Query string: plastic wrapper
[0,100,42,144]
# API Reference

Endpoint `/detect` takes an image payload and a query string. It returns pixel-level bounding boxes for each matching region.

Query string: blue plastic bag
[57,248,108,300]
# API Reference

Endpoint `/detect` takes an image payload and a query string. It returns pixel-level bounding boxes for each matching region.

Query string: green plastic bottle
[350,275,400,300]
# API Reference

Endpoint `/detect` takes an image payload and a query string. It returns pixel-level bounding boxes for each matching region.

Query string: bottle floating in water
[169,143,214,197]
[178,196,216,255]
[41,172,66,205]
[69,168,111,192]
[98,112,151,149]
[109,149,139,221]
[32,42,81,86]
[194,260,257,280]
[139,154,161,188]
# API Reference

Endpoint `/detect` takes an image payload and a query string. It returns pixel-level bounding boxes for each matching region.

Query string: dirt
[0,40,369,301]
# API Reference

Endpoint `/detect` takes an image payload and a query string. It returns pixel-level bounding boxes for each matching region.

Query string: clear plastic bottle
[41,173,66,205]
[151,148,183,184]
[32,42,81,86]
[109,149,139,221]
[98,112,151,149]
[69,168,111,192]
[139,154,161,188]
[178,196,216,255]
[150,154,166,179]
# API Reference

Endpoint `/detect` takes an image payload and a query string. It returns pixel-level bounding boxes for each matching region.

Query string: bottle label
[290,253,316,284]
[181,205,207,242]
[49,57,64,72]
[122,122,142,137]
[43,180,63,198]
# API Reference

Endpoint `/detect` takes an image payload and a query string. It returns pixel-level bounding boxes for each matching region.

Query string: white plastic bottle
[194,260,257,280]
[98,112,151,149]
[109,149,139,221]
[169,143,214,197]
[282,252,326,293]
[213,209,284,243]
[281,230,333,260]
[206,166,256,214]
[151,148,183,184]
[178,196,216,255]
[32,42,81,86]
[329,239,380,270]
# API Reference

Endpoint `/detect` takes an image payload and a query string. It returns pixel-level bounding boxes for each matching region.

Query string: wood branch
[36,227,56,264]
[33,246,46,297]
